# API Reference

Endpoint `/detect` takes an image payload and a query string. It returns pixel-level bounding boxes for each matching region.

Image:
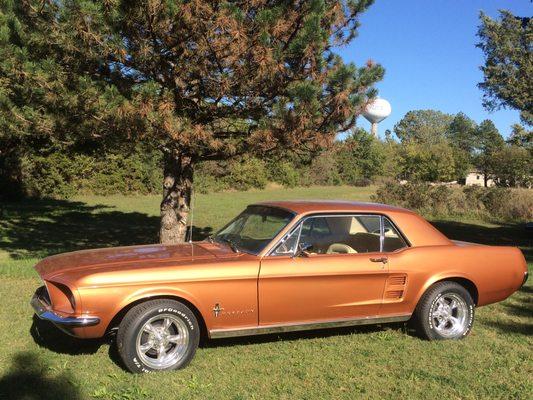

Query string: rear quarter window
[383,217,408,252]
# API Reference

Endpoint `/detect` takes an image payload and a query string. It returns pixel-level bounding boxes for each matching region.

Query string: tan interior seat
[345,233,380,253]
[326,243,357,254]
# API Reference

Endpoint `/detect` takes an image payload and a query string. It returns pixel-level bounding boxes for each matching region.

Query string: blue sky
[339,0,531,139]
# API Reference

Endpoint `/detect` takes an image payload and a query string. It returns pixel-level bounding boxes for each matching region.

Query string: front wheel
[411,281,475,340]
[117,299,200,373]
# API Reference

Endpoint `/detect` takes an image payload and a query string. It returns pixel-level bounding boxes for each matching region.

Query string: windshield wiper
[218,237,240,253]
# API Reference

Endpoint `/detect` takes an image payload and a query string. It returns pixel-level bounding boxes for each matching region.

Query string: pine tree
[474,120,505,187]
[446,112,477,180]
[2,1,383,242]
[507,124,532,151]
[446,112,477,153]
[477,11,532,125]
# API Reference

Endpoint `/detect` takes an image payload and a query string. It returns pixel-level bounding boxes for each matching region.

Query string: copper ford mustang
[31,201,528,373]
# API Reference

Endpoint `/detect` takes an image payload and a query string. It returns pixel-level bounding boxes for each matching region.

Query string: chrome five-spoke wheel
[117,299,199,373]
[136,314,190,369]
[430,293,468,338]
[411,281,474,340]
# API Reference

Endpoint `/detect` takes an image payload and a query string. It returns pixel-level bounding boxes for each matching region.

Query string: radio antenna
[188,185,195,243]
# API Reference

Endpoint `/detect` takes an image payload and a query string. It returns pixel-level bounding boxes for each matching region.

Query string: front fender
[74,284,207,339]
[112,285,207,326]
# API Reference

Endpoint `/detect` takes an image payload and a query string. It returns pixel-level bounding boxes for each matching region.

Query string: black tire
[410,281,475,340]
[117,299,200,373]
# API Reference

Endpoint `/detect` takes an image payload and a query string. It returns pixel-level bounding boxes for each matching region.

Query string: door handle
[370,257,388,264]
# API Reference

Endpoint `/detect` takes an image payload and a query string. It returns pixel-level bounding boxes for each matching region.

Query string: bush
[266,161,301,188]
[23,153,89,198]
[335,128,384,184]
[395,140,457,183]
[19,149,161,198]
[194,173,228,194]
[87,153,161,195]
[306,151,343,186]
[500,189,533,220]
[194,161,230,194]
[463,186,533,221]
[227,156,268,190]
[373,181,533,222]
[375,182,459,216]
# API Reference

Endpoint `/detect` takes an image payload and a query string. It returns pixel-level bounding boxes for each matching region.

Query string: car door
[258,214,389,326]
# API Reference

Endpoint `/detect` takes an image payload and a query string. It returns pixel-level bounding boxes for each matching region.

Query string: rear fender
[414,271,478,307]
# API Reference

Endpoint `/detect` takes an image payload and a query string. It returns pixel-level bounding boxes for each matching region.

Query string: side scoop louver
[384,274,408,302]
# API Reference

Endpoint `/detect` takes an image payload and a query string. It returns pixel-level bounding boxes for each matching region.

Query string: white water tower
[363,97,391,137]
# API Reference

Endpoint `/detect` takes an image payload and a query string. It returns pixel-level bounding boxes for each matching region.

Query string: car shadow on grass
[201,322,407,348]
[477,283,532,336]
[502,303,533,319]
[519,285,532,294]
[484,287,532,336]
[484,319,533,336]
[29,317,130,372]
[432,219,533,260]
[30,314,407,372]
[0,198,213,260]
[0,351,81,400]
[30,316,106,355]
[430,219,532,262]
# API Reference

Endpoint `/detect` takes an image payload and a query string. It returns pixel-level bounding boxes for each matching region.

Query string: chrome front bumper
[31,286,100,327]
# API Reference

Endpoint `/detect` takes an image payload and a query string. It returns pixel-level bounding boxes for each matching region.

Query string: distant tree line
[387,110,532,187]
[195,110,532,190]
[2,108,530,199]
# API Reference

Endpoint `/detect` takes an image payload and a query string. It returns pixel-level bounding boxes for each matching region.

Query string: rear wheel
[117,299,200,373]
[411,281,474,340]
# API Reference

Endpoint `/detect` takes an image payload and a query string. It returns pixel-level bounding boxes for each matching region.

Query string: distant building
[465,171,495,187]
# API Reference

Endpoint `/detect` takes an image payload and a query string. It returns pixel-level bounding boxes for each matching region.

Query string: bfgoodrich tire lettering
[411,281,474,340]
[117,299,200,373]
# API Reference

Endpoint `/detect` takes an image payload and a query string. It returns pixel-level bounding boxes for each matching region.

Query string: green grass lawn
[0,186,531,399]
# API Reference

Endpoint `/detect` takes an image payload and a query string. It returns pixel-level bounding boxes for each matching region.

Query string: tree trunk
[159,153,193,244]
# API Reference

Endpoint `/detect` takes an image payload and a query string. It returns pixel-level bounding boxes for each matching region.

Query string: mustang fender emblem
[213,303,255,317]
[213,303,224,317]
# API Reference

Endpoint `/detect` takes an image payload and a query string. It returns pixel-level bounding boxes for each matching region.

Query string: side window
[299,217,333,254]
[300,217,330,239]
[347,215,381,253]
[271,215,408,257]
[382,217,407,252]
[352,215,381,235]
[300,215,382,255]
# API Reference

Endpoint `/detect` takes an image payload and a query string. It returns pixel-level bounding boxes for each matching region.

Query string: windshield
[214,206,295,254]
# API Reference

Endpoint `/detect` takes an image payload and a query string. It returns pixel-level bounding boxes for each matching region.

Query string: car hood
[35,242,241,282]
